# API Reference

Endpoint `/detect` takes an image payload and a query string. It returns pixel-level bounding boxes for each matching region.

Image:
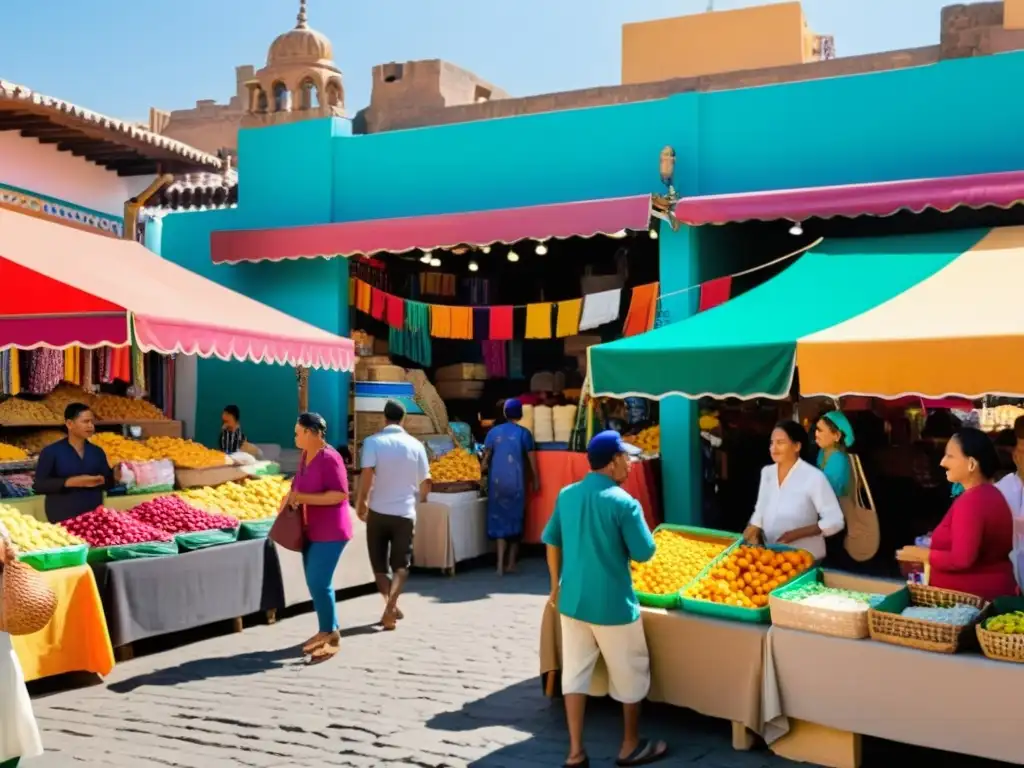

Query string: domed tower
[241,0,345,128]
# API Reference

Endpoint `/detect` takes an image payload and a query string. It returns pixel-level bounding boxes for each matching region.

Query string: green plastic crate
[86,540,179,563]
[238,519,275,540]
[18,544,88,572]
[679,543,813,623]
[634,524,741,609]
[175,527,240,551]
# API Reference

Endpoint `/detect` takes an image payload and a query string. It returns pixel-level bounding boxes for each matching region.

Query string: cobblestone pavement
[23,560,1013,768]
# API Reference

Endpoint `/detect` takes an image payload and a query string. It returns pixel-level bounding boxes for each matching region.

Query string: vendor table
[272,516,376,607]
[90,539,283,651]
[525,453,661,544]
[11,565,115,683]
[414,491,490,572]
[7,492,166,523]
[765,627,1024,767]
[540,602,765,748]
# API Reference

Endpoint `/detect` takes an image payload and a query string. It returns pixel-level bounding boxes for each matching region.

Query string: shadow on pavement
[407,557,550,604]
[106,645,305,693]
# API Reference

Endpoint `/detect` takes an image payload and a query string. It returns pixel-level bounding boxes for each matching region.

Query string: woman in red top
[902,428,1016,601]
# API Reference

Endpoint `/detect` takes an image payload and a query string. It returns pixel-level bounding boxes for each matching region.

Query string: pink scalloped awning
[0,210,354,370]
[673,170,1024,225]
[210,194,653,264]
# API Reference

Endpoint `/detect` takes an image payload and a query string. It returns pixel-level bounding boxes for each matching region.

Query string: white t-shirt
[360,424,431,519]
[749,459,845,560]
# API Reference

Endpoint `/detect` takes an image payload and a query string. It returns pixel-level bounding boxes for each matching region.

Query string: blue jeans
[303,540,347,632]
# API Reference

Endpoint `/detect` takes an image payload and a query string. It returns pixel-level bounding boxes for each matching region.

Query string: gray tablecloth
[91,539,285,647]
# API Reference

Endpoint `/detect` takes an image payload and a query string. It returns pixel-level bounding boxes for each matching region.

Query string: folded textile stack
[553,405,577,444]
[533,405,555,443]
[520,404,535,436]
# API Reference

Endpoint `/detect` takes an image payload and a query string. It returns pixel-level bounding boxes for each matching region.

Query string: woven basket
[769,593,870,639]
[868,584,987,654]
[0,559,58,636]
[976,624,1024,663]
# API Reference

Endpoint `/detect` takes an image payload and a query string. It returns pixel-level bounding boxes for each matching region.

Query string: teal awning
[588,229,987,399]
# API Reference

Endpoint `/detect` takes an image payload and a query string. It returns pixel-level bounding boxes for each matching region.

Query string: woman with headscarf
[814,411,855,499]
[482,399,539,575]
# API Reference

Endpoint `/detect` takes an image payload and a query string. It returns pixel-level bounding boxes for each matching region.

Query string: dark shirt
[33,438,115,523]
[220,427,246,454]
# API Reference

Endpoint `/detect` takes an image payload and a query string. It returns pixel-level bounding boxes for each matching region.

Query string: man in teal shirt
[543,431,667,768]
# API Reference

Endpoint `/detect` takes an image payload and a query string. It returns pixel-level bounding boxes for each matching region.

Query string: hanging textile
[698,276,733,312]
[385,295,405,329]
[8,349,20,396]
[467,278,490,305]
[80,349,94,392]
[508,340,524,379]
[348,277,356,306]
[481,341,507,378]
[111,347,131,383]
[370,288,386,321]
[579,288,622,331]
[525,303,553,339]
[472,308,489,341]
[390,301,432,367]
[27,349,63,394]
[356,281,372,313]
[131,344,147,393]
[622,282,659,337]
[449,306,474,340]
[556,299,583,339]
[62,347,81,385]
[489,306,514,341]
[430,305,452,338]
[0,351,12,395]
[98,347,112,383]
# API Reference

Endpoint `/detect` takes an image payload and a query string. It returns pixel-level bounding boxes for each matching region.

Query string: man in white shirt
[355,400,431,630]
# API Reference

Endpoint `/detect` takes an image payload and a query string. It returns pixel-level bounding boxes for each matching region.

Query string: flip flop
[307,642,340,665]
[562,754,588,768]
[615,739,668,767]
[301,634,328,655]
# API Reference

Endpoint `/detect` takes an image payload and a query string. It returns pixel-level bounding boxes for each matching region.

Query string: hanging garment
[348,277,356,306]
[698,276,733,312]
[579,288,622,331]
[27,349,64,394]
[385,295,405,329]
[356,280,372,313]
[390,301,432,367]
[0,351,9,395]
[449,307,474,340]
[80,349,94,392]
[472,308,489,341]
[131,344,147,392]
[62,347,81,385]
[508,341,524,379]
[489,306,514,341]
[370,288,387,321]
[525,303,553,339]
[622,283,659,337]
[430,305,452,338]
[112,346,131,383]
[441,273,457,297]
[481,341,507,378]
[555,299,583,339]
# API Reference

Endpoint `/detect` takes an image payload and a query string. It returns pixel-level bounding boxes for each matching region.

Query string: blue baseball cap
[587,429,642,470]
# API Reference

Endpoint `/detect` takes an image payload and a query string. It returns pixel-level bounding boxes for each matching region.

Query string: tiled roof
[151,168,239,210]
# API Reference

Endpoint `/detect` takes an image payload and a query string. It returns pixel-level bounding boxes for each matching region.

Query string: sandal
[301,633,328,655]
[307,642,340,665]
[562,755,589,768]
[615,739,668,766]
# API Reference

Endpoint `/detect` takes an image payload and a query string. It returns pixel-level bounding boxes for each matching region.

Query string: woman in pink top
[288,412,352,662]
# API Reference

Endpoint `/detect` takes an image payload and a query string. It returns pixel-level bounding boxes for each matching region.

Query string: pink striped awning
[0,210,354,370]
[211,195,653,264]
[673,170,1024,225]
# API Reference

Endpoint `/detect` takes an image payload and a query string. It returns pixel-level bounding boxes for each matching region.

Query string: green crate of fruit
[18,544,88,572]
[175,527,240,551]
[679,542,815,624]
[633,524,741,610]
[238,519,275,540]
[86,540,179,563]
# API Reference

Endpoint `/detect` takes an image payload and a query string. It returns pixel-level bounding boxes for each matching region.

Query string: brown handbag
[841,454,881,563]
[269,503,306,552]
[0,559,58,636]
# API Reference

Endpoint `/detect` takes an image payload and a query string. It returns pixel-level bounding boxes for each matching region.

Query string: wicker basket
[976,624,1024,663]
[769,592,871,639]
[868,584,988,654]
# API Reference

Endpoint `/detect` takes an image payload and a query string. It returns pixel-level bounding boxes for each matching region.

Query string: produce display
[624,425,660,455]
[0,397,60,426]
[631,529,728,595]
[779,582,885,612]
[0,475,33,499]
[430,449,482,483]
[178,475,291,521]
[91,393,168,422]
[902,604,981,625]
[684,545,814,608]
[89,432,158,466]
[41,384,95,419]
[7,429,64,454]
[62,506,174,547]
[0,503,85,551]
[129,495,238,534]
[0,441,29,462]
[144,436,228,469]
[983,611,1024,634]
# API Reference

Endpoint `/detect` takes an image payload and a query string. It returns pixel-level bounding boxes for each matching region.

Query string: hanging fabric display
[525,303,553,339]
[622,282,659,337]
[429,305,452,338]
[385,294,405,329]
[489,306,514,341]
[131,343,147,394]
[80,349,94,392]
[370,288,387,321]
[578,288,621,331]
[508,340,524,379]
[698,276,733,312]
[555,299,583,338]
[481,341,507,378]
[390,301,432,367]
[27,349,63,394]
[449,306,474,340]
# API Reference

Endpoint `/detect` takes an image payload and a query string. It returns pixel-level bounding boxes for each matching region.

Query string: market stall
[414,491,489,572]
[272,516,376,607]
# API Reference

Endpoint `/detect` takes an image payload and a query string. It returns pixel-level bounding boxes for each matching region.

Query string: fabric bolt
[556,298,583,338]
[384,294,405,329]
[525,303,553,339]
[62,347,78,385]
[370,288,387,321]
[303,540,347,632]
[98,347,111,384]
[473,308,490,341]
[449,306,474,340]
[698,276,733,312]
[430,305,452,338]
[579,288,622,331]
[489,306,514,340]
[622,283,659,337]
[481,341,507,378]
[509,340,524,379]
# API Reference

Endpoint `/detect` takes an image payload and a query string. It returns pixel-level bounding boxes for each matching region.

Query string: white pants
[560,614,650,704]
[0,633,43,762]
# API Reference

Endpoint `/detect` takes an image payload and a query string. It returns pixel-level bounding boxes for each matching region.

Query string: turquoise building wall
[158,50,1024,522]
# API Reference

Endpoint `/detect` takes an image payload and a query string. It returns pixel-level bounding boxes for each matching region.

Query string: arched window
[255,88,269,114]
[324,79,342,108]
[299,78,319,110]
[273,81,291,112]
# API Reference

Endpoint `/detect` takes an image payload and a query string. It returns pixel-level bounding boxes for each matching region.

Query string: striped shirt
[220,428,246,454]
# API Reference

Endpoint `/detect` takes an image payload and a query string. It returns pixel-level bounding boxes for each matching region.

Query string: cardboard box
[365,365,406,382]
[435,363,486,382]
[436,380,485,400]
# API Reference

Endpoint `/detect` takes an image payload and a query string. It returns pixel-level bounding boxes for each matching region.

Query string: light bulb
[481,245,491,254]
[535,242,548,255]
[609,229,627,239]
[507,250,520,263]
[420,250,432,264]
[789,222,803,236]
[468,261,479,272]
[649,229,659,240]
[430,257,441,267]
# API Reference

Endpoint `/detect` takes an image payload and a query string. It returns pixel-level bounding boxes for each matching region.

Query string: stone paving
[23,560,1013,767]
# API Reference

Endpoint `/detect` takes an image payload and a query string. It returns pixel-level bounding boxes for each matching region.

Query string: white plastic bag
[121,459,176,494]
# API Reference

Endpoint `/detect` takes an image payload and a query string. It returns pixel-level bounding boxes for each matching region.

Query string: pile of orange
[631,530,728,596]
[684,545,814,609]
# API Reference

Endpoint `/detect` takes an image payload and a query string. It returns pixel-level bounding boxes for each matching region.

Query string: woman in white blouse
[743,421,845,561]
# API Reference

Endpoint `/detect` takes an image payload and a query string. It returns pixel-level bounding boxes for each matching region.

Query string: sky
[2,0,952,123]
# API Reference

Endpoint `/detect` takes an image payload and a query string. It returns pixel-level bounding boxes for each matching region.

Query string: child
[219,405,247,454]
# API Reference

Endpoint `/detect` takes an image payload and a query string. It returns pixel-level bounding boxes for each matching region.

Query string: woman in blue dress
[482,399,538,575]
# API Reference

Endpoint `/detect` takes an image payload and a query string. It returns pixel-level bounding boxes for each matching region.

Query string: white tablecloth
[414,492,490,570]
[273,516,376,607]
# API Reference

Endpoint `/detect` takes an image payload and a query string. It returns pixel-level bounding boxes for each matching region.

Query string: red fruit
[62,506,173,547]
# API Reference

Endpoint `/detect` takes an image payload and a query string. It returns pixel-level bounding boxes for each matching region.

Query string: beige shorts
[560,614,650,704]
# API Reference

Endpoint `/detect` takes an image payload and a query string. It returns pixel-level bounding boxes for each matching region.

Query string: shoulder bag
[841,453,881,562]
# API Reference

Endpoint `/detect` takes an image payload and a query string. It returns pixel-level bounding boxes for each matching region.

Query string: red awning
[211,195,653,264]
[0,210,355,370]
[672,170,1024,226]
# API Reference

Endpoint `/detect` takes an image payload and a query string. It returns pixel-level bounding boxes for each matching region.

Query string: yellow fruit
[429,449,481,483]
[89,432,158,467]
[631,530,726,596]
[623,425,660,455]
[684,545,814,608]
[0,503,85,551]
[90,393,167,422]
[0,397,60,426]
[6,430,64,455]
[0,442,29,462]
[176,475,291,521]
[143,437,228,469]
